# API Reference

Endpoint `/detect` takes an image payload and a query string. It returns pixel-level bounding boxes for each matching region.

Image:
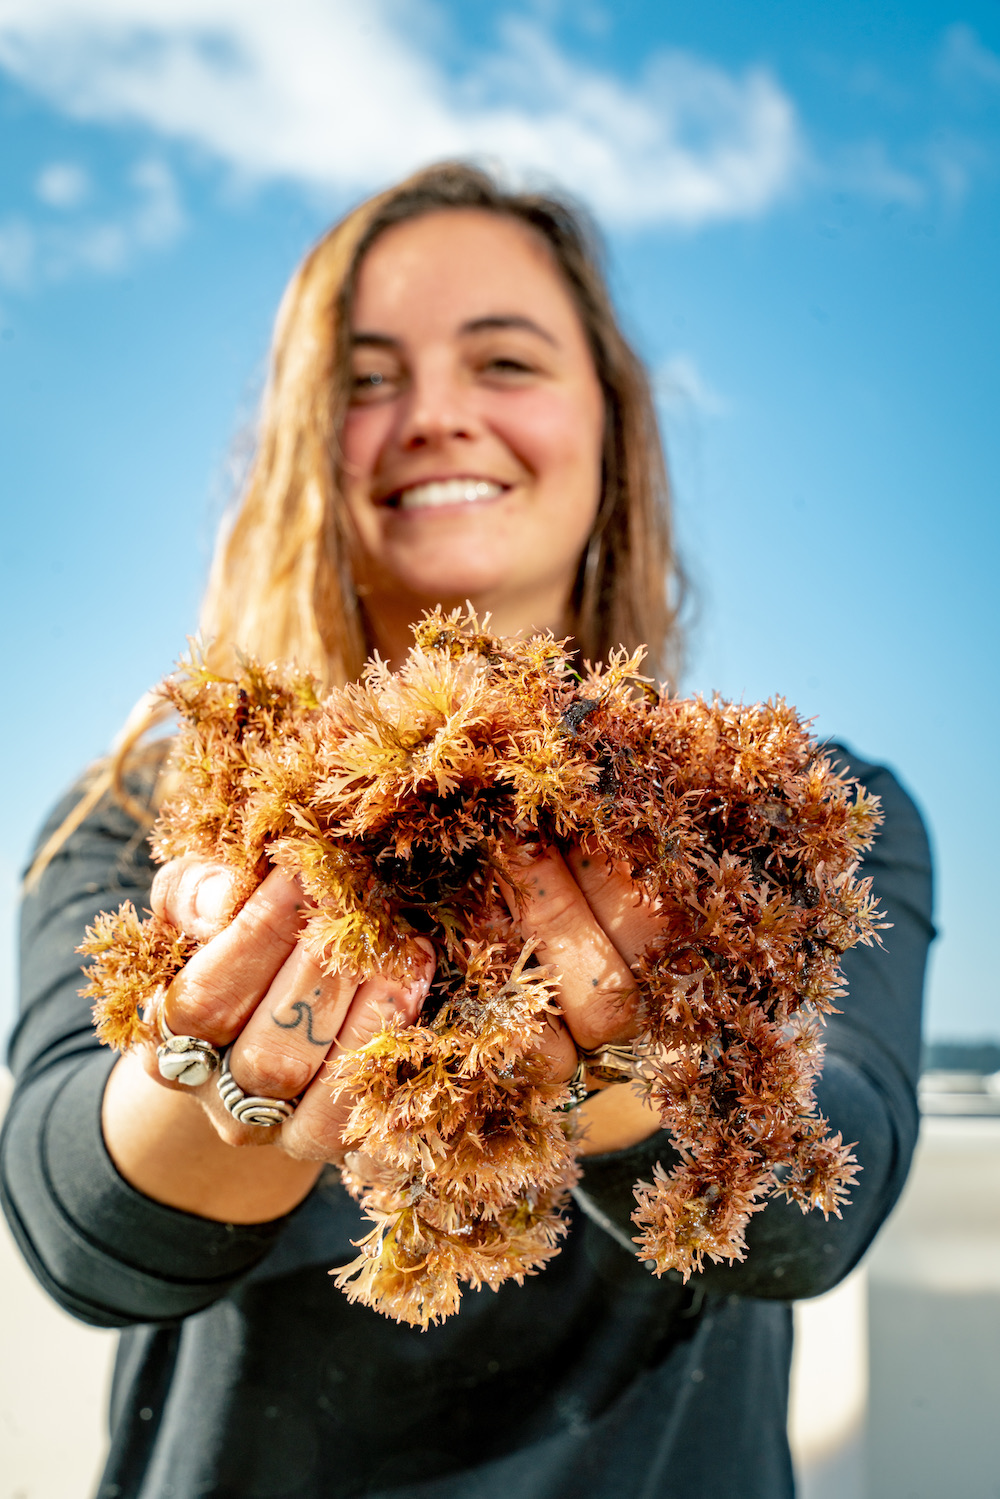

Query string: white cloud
[828,139,925,206]
[128,157,183,243]
[0,156,183,288]
[656,354,728,418]
[940,24,1000,92]
[0,219,34,286]
[35,160,91,207]
[0,849,18,1042]
[0,0,803,228]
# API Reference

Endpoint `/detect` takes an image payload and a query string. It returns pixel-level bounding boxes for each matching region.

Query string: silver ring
[156,1010,221,1088]
[560,1058,591,1111]
[216,1048,297,1127]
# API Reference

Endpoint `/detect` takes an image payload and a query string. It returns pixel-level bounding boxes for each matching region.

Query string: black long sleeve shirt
[1,746,934,1499]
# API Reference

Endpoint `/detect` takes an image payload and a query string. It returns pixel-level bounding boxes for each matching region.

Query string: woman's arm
[0,778,289,1326]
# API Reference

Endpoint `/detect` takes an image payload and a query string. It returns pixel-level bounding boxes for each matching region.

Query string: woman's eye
[483,356,534,377]
[350,370,394,402]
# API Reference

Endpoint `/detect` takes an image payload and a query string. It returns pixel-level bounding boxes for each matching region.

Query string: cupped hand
[142,857,434,1164]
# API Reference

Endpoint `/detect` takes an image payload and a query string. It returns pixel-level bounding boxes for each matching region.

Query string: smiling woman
[197,165,680,696]
[341,211,605,655]
[1,161,931,1499]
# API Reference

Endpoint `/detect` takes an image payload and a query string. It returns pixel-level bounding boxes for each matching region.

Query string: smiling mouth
[392,478,507,511]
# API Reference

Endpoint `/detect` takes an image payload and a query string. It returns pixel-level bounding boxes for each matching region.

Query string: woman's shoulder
[825,740,933,882]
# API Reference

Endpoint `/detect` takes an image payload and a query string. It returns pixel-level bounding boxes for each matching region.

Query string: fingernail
[193,870,233,925]
[505,844,535,869]
[405,940,436,1009]
[373,990,403,1021]
[403,971,432,1008]
[373,971,432,1024]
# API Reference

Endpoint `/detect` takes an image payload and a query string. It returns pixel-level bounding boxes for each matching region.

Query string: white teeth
[398,479,503,510]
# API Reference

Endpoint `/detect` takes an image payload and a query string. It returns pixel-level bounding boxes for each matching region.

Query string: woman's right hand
[100,857,433,1224]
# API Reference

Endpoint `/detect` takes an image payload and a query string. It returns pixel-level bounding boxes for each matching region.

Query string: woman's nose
[396,365,479,450]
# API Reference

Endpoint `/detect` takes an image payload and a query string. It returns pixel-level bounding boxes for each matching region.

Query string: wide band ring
[559,1041,641,1112]
[216,1048,297,1127]
[156,1009,221,1088]
[578,1041,640,1085]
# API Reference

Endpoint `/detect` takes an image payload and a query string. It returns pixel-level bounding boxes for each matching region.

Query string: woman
[2,163,933,1499]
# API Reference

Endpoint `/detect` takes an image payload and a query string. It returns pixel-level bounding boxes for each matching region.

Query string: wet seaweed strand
[81,608,884,1327]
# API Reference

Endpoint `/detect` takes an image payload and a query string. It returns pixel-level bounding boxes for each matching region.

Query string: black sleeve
[574,747,935,1299]
[1,775,292,1329]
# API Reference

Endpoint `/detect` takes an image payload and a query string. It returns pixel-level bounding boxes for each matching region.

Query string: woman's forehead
[350,209,581,342]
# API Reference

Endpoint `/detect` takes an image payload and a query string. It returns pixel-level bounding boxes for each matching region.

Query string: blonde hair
[28,161,684,883]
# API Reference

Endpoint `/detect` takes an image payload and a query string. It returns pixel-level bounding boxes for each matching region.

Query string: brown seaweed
[80,609,883,1326]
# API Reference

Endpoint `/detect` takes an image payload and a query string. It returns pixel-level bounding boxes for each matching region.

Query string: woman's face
[341,208,605,655]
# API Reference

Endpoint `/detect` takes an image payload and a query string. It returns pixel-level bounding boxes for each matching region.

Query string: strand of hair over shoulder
[23,689,172,892]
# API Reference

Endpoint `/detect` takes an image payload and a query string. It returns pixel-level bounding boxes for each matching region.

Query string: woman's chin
[383,556,519,611]
[365,538,578,633]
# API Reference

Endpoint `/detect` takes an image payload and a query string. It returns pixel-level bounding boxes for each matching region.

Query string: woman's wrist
[574,1081,662,1157]
[102,1052,322,1224]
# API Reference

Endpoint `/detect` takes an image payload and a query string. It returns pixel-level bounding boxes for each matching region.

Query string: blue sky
[1,0,998,1042]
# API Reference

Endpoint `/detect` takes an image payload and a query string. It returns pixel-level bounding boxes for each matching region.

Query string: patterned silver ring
[156,1011,221,1088]
[216,1048,297,1127]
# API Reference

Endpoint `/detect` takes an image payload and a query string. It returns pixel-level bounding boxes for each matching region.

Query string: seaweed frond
[80,901,198,1050]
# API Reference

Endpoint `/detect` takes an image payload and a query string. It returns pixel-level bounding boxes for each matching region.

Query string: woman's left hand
[502,841,665,1155]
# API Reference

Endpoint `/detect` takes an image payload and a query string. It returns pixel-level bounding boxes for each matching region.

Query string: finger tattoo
[272,1000,335,1048]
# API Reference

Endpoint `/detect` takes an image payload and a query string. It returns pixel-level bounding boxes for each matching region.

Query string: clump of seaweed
[81,610,883,1326]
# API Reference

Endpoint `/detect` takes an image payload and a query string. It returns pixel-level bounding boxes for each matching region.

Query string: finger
[224,943,361,1102]
[532,1013,579,1082]
[151,856,240,941]
[281,948,435,1162]
[501,845,640,1052]
[161,867,307,1044]
[565,838,665,968]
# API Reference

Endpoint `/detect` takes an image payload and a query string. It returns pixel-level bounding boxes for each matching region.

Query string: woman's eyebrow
[351,332,400,350]
[461,314,557,345]
[350,316,558,348]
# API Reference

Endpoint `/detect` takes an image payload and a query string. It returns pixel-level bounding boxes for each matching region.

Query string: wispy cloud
[939,24,1000,93]
[35,161,92,207]
[0,156,182,288]
[0,851,17,1042]
[827,139,925,206]
[0,0,803,229]
[656,354,729,419]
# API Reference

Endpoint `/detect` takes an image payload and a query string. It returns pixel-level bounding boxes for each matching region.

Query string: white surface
[789,1267,868,1499]
[868,1115,1000,1291]
[865,1115,1000,1499]
[0,1073,115,1499]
